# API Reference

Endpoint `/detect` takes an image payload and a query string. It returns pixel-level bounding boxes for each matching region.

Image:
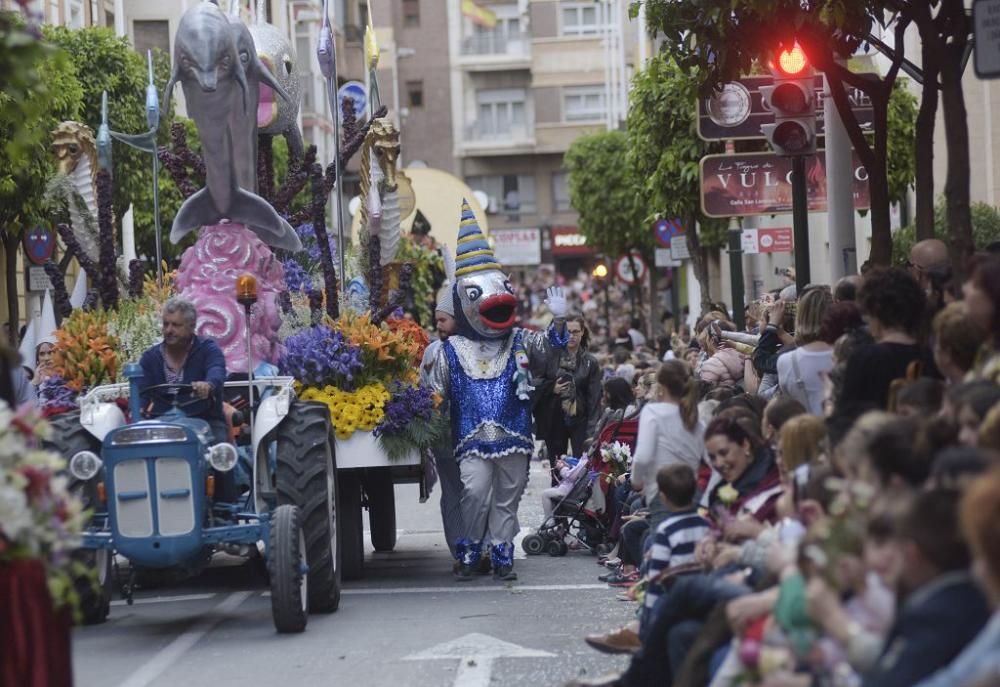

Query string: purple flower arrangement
[281,258,313,294]
[279,325,364,389]
[375,384,436,437]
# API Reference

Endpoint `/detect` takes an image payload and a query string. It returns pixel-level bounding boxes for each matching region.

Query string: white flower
[0,483,31,542]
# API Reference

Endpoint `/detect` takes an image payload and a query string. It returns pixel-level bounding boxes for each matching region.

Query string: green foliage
[0,12,82,231]
[625,53,728,247]
[565,130,650,259]
[395,238,444,327]
[635,0,887,93]
[893,201,1000,264]
[887,81,917,205]
[43,27,177,241]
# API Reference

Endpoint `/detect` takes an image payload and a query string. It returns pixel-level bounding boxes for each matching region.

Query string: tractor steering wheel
[141,383,204,412]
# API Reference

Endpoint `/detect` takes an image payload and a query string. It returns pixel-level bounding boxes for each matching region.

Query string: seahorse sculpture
[359,118,401,268]
[49,122,100,266]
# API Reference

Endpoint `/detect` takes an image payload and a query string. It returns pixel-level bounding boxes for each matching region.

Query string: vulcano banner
[700,151,870,218]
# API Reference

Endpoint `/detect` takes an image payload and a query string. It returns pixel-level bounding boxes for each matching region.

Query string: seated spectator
[761,396,807,448]
[699,320,746,387]
[913,467,1000,687]
[894,377,945,417]
[862,489,990,687]
[955,383,1000,447]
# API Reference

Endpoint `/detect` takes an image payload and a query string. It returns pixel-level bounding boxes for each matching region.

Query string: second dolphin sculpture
[164,1,301,252]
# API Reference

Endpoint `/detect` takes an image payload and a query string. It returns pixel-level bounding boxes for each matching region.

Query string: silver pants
[458,452,529,544]
[433,439,465,558]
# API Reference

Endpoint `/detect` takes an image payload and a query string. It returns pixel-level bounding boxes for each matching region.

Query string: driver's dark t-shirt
[139,335,227,422]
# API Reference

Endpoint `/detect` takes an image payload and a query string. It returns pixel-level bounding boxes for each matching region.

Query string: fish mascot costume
[429,201,568,581]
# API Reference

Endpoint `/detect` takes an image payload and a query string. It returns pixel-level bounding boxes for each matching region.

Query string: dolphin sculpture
[163,1,300,252]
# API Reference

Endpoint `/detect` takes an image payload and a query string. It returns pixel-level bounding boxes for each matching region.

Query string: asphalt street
[72,460,635,687]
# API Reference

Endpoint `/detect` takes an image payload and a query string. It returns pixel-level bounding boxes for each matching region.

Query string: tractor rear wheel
[339,471,364,580]
[275,401,341,613]
[363,468,396,552]
[268,504,307,633]
[45,411,111,625]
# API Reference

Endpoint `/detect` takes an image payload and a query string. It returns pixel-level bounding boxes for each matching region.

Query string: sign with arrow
[404,633,554,687]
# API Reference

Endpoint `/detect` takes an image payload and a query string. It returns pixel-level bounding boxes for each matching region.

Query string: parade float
[33,0,449,613]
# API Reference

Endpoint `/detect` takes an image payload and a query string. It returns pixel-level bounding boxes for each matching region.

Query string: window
[67,0,84,28]
[463,5,523,55]
[89,0,98,25]
[475,88,527,138]
[133,20,170,57]
[406,80,424,108]
[552,172,571,212]
[295,22,315,114]
[561,2,604,36]
[466,174,537,215]
[402,0,420,27]
[563,85,606,122]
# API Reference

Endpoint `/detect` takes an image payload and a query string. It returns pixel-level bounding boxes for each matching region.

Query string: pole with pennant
[318,0,347,289]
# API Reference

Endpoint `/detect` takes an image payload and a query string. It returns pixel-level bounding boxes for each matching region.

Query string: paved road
[73,460,634,687]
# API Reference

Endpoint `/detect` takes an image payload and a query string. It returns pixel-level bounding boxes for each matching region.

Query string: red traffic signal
[775,43,809,76]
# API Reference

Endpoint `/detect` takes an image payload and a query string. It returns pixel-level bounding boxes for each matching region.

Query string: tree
[638,0,908,267]
[0,12,83,338]
[893,200,1000,263]
[43,26,176,239]
[565,131,651,314]
[565,130,650,259]
[625,53,727,314]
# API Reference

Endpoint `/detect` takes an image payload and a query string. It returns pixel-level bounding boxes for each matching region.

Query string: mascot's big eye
[503,279,514,295]
[465,285,482,302]
[239,50,250,65]
[283,56,293,75]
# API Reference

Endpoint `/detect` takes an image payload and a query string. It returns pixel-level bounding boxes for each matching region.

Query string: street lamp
[591,263,611,345]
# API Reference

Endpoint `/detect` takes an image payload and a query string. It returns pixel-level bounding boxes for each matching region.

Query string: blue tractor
[46,363,340,633]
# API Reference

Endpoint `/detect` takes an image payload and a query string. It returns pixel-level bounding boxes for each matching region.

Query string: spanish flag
[462,0,497,28]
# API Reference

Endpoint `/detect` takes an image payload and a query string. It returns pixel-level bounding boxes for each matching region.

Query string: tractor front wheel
[268,504,308,633]
[275,402,341,613]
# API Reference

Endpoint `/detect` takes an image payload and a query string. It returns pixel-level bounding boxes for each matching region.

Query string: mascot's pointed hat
[454,199,501,277]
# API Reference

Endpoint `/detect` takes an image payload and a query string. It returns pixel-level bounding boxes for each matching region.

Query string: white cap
[18,315,37,370]
[70,269,88,309]
[39,289,58,343]
[435,282,454,317]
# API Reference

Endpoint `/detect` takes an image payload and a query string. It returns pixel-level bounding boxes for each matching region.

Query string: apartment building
[2,0,118,28]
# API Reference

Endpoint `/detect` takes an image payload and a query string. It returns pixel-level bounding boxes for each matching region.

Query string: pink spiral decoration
[175,223,286,373]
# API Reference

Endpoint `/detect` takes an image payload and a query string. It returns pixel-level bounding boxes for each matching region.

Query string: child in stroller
[522,455,609,557]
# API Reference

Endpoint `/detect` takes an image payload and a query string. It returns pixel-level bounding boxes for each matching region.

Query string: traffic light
[760,43,816,156]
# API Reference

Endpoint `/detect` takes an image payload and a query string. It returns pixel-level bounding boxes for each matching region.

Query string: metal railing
[462,121,532,143]
[460,29,530,56]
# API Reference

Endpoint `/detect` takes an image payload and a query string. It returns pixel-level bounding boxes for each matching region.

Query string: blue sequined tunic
[443,330,534,461]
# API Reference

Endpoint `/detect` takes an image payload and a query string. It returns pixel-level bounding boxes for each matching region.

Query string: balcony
[459,121,535,156]
[458,30,531,70]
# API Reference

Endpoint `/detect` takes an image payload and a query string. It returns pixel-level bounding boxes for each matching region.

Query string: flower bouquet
[280,311,445,461]
[598,440,631,484]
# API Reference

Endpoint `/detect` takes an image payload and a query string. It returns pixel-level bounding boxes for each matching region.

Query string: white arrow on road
[404,632,555,687]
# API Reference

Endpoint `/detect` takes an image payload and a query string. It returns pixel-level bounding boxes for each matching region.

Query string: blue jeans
[626,572,749,686]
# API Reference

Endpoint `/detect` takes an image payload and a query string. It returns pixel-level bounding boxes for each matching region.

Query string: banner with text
[491,228,541,265]
[700,151,870,218]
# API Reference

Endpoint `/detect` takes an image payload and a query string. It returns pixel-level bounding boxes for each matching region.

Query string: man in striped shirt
[642,465,711,621]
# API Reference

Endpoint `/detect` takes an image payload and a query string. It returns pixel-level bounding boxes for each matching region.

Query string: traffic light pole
[726,140,745,330]
[791,154,810,292]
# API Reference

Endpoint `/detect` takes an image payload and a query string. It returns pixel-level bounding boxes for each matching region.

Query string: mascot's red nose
[478,293,518,330]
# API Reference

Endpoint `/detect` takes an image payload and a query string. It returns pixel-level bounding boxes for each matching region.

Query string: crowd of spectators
[522,239,1000,687]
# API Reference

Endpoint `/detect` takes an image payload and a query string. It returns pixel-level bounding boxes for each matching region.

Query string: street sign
[338,81,369,120]
[741,227,793,254]
[23,226,55,265]
[491,228,540,265]
[654,248,681,267]
[700,150,871,218]
[974,0,1000,78]
[671,235,690,260]
[698,75,875,141]
[615,253,648,285]
[653,218,684,248]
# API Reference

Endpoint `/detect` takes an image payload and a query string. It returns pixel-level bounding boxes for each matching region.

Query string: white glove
[545,286,568,319]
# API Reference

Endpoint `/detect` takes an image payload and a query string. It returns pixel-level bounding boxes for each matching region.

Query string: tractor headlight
[69,451,103,481]
[207,443,238,472]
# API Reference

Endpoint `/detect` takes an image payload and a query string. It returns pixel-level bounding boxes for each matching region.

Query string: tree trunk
[911,2,942,241]
[686,214,713,316]
[938,1,974,276]
[3,230,20,347]
[914,40,940,240]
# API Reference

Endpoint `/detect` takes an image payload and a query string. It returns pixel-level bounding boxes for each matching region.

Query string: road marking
[116,591,251,687]
[404,633,553,687]
[111,593,217,607]
[263,583,605,596]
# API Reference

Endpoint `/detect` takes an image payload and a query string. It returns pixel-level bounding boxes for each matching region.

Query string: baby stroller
[521,465,609,557]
